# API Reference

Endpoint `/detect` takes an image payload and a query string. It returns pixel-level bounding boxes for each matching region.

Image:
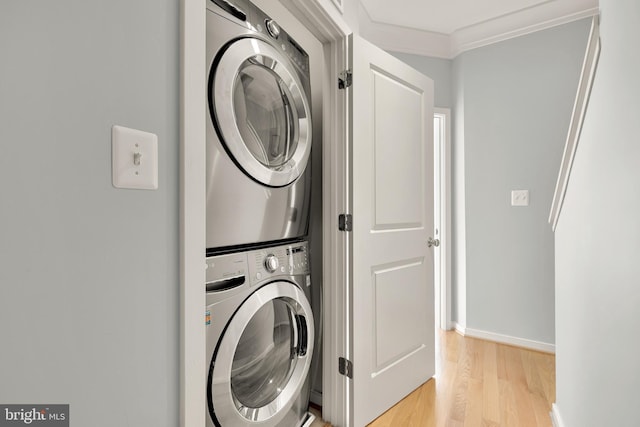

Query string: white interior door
[349,35,435,427]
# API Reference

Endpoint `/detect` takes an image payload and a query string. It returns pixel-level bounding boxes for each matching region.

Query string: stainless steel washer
[206,0,313,254]
[206,241,315,427]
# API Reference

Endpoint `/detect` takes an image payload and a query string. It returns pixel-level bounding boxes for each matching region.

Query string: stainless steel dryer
[205,241,315,427]
[206,0,313,254]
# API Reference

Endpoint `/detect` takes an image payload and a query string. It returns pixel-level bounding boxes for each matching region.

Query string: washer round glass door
[210,37,312,187]
[208,281,314,426]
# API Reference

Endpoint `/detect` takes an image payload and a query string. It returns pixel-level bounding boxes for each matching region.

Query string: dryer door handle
[294,314,308,357]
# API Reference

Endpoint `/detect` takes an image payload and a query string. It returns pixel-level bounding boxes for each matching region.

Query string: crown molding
[451,6,599,57]
[357,1,451,58]
[359,15,452,58]
[358,1,599,59]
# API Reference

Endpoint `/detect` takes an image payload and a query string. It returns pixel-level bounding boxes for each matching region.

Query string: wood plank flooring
[367,330,556,427]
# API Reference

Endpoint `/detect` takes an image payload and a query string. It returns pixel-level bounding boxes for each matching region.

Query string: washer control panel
[206,242,309,291]
[205,251,249,294]
[248,242,309,286]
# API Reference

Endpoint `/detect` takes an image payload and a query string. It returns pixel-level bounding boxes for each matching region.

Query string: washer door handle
[206,275,245,292]
[295,314,308,357]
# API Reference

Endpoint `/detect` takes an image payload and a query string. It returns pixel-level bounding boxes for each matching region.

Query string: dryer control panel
[208,0,310,75]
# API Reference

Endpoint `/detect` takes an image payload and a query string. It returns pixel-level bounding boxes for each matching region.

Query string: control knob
[265,19,280,39]
[264,254,279,273]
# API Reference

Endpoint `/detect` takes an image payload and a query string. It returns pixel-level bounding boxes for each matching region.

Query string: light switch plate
[112,125,158,190]
[511,190,529,206]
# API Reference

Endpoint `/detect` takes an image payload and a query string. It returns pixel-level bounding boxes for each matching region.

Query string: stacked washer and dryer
[205,1,316,426]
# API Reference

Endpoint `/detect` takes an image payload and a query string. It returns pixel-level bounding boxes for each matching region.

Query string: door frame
[179,0,351,426]
[434,108,452,331]
[278,3,351,425]
[180,1,207,426]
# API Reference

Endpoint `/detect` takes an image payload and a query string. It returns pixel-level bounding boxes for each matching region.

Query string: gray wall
[555,1,640,425]
[388,53,452,108]
[453,19,591,344]
[0,1,179,426]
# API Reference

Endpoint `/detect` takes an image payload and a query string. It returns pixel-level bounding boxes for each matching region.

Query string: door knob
[428,237,440,248]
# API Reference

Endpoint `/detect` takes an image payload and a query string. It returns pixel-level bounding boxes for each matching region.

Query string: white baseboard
[445,321,454,331]
[550,403,565,427]
[452,325,555,354]
[453,321,466,335]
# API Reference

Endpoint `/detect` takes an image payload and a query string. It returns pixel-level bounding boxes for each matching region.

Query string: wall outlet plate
[511,190,529,206]
[112,125,158,190]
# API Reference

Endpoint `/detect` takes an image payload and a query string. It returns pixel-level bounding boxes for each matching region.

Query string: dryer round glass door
[208,281,314,427]
[210,38,312,188]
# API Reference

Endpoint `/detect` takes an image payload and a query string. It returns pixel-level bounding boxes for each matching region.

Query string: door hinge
[338,69,352,89]
[338,357,353,379]
[338,214,353,232]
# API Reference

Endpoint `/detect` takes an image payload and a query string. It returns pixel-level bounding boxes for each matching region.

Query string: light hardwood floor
[314,330,556,427]
[368,330,556,427]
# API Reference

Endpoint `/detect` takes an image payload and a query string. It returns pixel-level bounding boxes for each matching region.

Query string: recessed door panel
[372,258,429,373]
[372,69,425,231]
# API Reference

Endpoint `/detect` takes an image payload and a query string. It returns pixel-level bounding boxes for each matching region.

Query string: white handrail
[549,15,601,231]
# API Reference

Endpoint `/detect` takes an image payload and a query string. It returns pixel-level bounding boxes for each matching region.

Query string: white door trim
[280,2,352,425]
[179,0,206,426]
[434,108,452,330]
[278,3,350,425]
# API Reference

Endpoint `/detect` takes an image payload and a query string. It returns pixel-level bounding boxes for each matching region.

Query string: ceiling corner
[357,3,454,59]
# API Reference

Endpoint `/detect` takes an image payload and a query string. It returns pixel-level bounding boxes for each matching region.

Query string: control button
[264,254,279,273]
[256,272,262,280]
[265,19,280,39]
